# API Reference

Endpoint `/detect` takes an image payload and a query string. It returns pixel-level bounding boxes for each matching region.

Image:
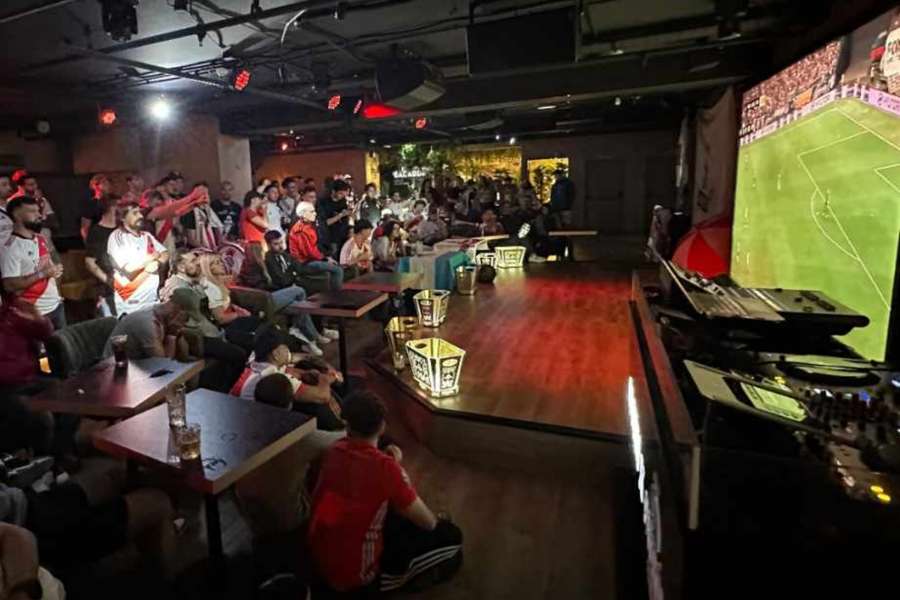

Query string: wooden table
[92,388,315,561]
[343,271,422,294]
[288,289,388,384]
[25,357,205,418]
[548,229,598,237]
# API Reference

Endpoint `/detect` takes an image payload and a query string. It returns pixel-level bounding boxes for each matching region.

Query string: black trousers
[379,514,463,592]
[223,316,262,353]
[200,336,248,392]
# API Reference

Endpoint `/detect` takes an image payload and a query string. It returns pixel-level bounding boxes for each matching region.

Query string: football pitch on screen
[732,98,900,360]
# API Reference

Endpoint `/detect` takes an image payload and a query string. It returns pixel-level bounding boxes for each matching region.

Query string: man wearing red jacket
[288,201,343,290]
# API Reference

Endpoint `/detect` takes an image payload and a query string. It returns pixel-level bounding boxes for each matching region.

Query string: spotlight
[353,99,363,115]
[231,68,252,91]
[100,0,139,42]
[148,97,171,121]
[614,96,622,106]
[495,134,501,141]
[415,117,428,129]
[362,103,402,119]
[509,136,516,145]
[537,105,557,111]
[369,138,377,144]
[280,141,290,151]
[327,94,342,110]
[99,108,117,126]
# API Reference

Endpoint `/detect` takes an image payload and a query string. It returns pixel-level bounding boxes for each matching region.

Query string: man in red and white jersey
[1,196,65,329]
[107,201,169,316]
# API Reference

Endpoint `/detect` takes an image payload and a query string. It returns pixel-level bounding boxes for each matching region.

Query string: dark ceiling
[1,0,896,151]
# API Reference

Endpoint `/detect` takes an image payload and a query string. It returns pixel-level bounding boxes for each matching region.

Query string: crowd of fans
[0,165,576,597]
[740,40,842,137]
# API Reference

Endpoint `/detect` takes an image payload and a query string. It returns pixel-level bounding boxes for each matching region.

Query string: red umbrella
[671,214,732,278]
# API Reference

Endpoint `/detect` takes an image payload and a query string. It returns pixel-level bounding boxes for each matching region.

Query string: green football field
[732,98,900,360]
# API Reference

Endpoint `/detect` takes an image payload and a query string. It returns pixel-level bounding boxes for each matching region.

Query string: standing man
[84,195,119,316]
[80,174,112,240]
[181,182,224,250]
[122,174,145,205]
[1,196,65,329]
[263,183,285,235]
[211,181,242,241]
[107,202,169,316]
[549,168,575,228]
[0,174,13,246]
[9,170,58,247]
[318,179,353,259]
[279,177,301,229]
[358,182,382,224]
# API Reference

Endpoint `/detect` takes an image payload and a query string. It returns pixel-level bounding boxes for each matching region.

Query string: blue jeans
[45,303,67,331]
[270,285,320,340]
[305,260,343,290]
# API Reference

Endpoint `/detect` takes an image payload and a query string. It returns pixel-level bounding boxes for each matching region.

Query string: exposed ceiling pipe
[18,0,345,73]
[0,0,80,25]
[66,45,329,111]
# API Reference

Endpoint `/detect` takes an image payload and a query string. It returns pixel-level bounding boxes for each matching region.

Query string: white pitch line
[796,153,891,310]
[874,161,900,173]
[825,200,890,309]
[873,167,900,195]
[836,107,900,155]
[807,189,856,260]
[798,130,869,157]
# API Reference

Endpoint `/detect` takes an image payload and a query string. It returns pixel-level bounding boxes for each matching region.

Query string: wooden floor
[90,261,645,600]
[374,263,635,436]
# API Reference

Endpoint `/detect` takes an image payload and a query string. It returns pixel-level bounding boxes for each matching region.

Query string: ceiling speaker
[375,59,445,111]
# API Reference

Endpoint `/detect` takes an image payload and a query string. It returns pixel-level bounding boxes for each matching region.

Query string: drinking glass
[111,335,128,369]
[175,423,201,461]
[167,384,186,429]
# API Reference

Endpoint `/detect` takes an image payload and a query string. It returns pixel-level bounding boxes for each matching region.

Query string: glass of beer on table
[175,423,201,461]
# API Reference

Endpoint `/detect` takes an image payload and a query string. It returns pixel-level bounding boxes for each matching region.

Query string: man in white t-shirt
[0,175,13,247]
[107,202,169,316]
[1,196,65,329]
[263,183,285,235]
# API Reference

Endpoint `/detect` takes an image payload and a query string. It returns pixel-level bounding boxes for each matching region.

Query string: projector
[100,0,139,42]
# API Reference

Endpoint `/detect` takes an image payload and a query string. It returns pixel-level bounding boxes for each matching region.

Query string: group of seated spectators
[0,168,473,597]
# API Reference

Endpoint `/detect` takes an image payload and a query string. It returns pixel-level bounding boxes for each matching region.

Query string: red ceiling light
[353,98,363,115]
[327,94,342,110]
[415,117,428,129]
[232,68,252,91]
[362,103,402,119]
[280,141,290,151]
[99,108,117,126]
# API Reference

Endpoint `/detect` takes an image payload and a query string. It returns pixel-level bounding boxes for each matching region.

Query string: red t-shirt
[240,207,267,243]
[307,438,418,591]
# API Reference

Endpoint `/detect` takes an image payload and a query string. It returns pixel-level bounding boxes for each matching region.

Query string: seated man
[229,326,343,430]
[411,206,448,246]
[0,523,65,599]
[102,299,189,361]
[234,374,345,541]
[288,201,344,290]
[0,296,53,395]
[0,390,177,583]
[308,391,462,594]
[339,219,374,274]
[237,233,337,353]
[371,221,405,272]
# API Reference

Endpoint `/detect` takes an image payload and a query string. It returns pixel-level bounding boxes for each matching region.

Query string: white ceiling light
[148,97,172,120]
[537,104,557,111]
